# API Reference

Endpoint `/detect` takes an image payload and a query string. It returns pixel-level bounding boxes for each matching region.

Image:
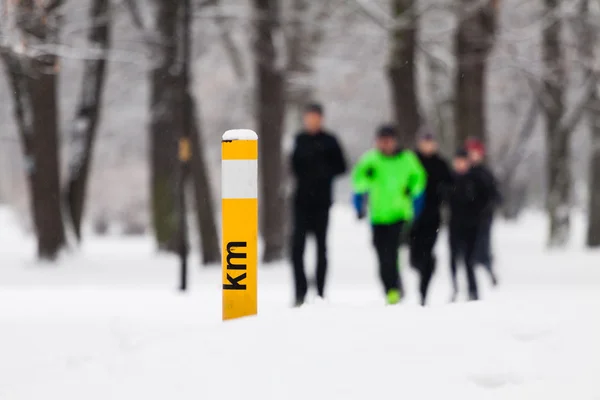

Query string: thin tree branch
[45,0,65,14]
[123,0,145,29]
[212,0,244,78]
[497,94,539,178]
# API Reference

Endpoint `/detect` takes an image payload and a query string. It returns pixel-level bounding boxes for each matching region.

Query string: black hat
[455,147,469,158]
[304,102,324,115]
[417,125,436,141]
[376,124,398,138]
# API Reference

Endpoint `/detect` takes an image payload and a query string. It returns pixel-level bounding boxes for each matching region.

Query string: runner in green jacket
[352,124,427,304]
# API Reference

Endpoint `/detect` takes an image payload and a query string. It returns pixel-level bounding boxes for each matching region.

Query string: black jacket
[448,169,492,229]
[291,130,347,210]
[470,164,502,219]
[415,151,453,222]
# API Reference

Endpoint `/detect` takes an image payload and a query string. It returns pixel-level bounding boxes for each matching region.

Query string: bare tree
[283,0,332,127]
[64,0,112,241]
[2,0,66,260]
[586,92,600,246]
[542,0,569,247]
[149,0,182,252]
[283,0,312,133]
[179,2,220,265]
[454,0,498,146]
[187,93,221,264]
[388,0,420,145]
[495,93,539,219]
[252,0,286,262]
[422,49,454,156]
[578,0,600,247]
[125,0,221,261]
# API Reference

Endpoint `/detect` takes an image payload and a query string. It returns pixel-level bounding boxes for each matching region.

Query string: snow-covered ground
[1,206,599,399]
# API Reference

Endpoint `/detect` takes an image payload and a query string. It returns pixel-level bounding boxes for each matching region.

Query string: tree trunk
[27,58,66,259]
[253,0,286,263]
[542,0,569,247]
[579,0,600,246]
[149,0,181,252]
[2,2,66,261]
[285,0,315,131]
[187,93,221,264]
[175,0,219,265]
[64,0,111,241]
[586,87,600,246]
[388,0,420,146]
[497,95,539,220]
[424,53,454,157]
[499,177,527,220]
[454,0,497,146]
[455,58,486,144]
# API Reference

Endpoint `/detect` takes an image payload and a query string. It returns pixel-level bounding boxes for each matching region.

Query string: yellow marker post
[222,129,258,321]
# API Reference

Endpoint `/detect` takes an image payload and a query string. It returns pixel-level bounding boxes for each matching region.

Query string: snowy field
[1,206,599,399]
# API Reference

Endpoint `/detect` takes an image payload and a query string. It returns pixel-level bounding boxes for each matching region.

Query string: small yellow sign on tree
[179,138,191,162]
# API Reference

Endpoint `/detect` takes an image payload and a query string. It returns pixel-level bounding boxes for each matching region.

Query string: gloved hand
[412,193,425,221]
[353,193,366,220]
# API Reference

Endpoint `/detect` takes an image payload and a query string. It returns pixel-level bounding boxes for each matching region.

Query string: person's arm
[406,152,427,219]
[487,168,503,206]
[479,167,501,212]
[291,135,306,179]
[438,158,454,204]
[351,151,375,219]
[473,171,493,217]
[328,135,347,177]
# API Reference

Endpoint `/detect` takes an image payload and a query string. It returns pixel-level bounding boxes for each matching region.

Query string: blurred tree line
[1,0,600,262]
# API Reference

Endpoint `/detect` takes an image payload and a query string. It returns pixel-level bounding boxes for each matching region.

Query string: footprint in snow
[469,371,523,389]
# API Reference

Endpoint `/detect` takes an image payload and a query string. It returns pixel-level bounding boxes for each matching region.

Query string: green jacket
[352,149,427,224]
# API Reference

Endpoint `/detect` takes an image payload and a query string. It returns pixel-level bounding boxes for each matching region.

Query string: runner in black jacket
[465,138,502,286]
[409,127,452,306]
[290,103,347,306]
[448,149,491,302]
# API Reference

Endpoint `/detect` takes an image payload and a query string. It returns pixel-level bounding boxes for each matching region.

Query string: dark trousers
[449,224,479,300]
[409,215,440,305]
[372,222,404,294]
[291,207,329,302]
[475,216,494,271]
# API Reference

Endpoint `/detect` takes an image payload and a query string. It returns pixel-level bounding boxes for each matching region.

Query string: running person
[352,124,427,305]
[409,127,452,306]
[464,137,502,286]
[290,103,347,307]
[448,149,491,302]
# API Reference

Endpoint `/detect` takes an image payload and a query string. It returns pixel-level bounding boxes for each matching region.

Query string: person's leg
[313,209,330,298]
[389,221,404,298]
[372,225,390,294]
[408,225,423,271]
[409,225,426,301]
[291,208,309,305]
[418,222,439,306]
[373,223,401,303]
[449,227,460,302]
[464,228,479,301]
[480,217,498,286]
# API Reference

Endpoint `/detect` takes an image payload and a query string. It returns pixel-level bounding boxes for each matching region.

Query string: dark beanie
[455,147,469,159]
[417,125,436,141]
[304,102,324,115]
[376,124,398,138]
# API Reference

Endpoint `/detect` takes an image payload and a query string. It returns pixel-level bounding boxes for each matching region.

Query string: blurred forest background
[1,0,600,263]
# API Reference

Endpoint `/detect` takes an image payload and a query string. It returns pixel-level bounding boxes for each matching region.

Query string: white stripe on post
[221,160,258,199]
